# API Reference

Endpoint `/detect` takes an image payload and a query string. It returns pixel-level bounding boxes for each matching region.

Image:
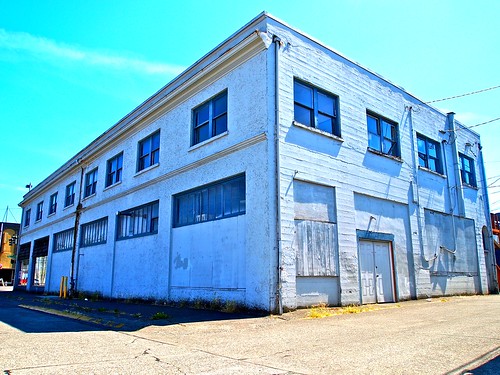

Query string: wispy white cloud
[0,28,185,76]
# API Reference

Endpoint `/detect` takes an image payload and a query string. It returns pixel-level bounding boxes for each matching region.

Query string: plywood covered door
[359,240,394,304]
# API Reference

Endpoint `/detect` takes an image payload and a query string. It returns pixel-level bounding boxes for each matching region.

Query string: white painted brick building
[17,13,497,312]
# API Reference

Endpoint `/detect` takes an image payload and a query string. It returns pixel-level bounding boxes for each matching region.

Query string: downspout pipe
[447,112,465,217]
[69,164,85,297]
[441,139,458,253]
[478,143,498,292]
[273,34,283,314]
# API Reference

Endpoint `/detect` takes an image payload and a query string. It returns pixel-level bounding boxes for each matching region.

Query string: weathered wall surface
[268,19,489,307]
[18,43,277,310]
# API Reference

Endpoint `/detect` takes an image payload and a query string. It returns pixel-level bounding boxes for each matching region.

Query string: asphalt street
[0,292,498,374]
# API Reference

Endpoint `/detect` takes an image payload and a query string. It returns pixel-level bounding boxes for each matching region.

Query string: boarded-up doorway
[359,240,395,304]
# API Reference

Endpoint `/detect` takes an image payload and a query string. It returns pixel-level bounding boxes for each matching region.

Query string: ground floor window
[33,256,47,287]
[18,259,29,286]
[173,174,245,227]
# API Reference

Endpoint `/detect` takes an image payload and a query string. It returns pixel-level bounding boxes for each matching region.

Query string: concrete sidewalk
[1,292,499,374]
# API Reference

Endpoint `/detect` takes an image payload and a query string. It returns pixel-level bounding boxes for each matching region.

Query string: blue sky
[1,0,499,223]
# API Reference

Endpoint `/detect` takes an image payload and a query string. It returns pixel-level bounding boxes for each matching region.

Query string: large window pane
[173,175,245,227]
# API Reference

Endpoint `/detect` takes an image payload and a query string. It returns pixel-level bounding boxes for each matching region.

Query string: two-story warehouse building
[16,12,498,312]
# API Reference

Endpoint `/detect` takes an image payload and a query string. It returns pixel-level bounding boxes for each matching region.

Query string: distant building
[491,213,500,288]
[16,12,497,311]
[1,222,19,285]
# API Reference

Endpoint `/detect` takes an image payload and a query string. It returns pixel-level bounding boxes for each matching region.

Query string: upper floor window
[294,80,340,136]
[366,111,400,157]
[53,228,74,252]
[117,201,159,240]
[84,168,98,198]
[192,91,227,145]
[24,209,31,227]
[36,201,43,221]
[138,131,160,171]
[65,181,76,207]
[106,152,123,187]
[48,192,58,215]
[417,134,443,174]
[80,217,108,247]
[173,174,245,227]
[459,153,476,187]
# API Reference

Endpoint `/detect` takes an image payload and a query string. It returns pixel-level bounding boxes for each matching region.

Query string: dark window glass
[417,134,442,174]
[81,217,108,247]
[106,152,123,187]
[192,91,228,145]
[36,201,43,221]
[117,201,159,240]
[294,80,339,136]
[459,153,476,187]
[173,175,245,227]
[138,131,160,171]
[366,112,399,157]
[65,182,76,207]
[24,209,31,227]
[84,168,98,198]
[48,192,58,215]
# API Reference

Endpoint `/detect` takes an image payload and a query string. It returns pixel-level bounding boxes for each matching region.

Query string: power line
[426,84,500,104]
[441,116,500,132]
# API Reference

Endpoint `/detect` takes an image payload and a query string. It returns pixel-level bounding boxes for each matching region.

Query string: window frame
[137,131,160,172]
[417,133,443,174]
[366,111,400,158]
[65,181,76,207]
[24,208,31,227]
[116,200,159,240]
[106,152,123,187]
[48,192,58,215]
[459,153,477,187]
[36,201,43,222]
[80,217,108,247]
[192,90,228,146]
[53,228,74,253]
[173,174,246,228]
[293,79,340,137]
[84,168,98,198]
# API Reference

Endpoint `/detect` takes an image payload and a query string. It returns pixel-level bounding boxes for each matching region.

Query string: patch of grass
[193,298,206,309]
[113,309,120,315]
[209,298,222,310]
[222,300,238,313]
[307,303,332,319]
[132,313,142,318]
[440,298,449,302]
[97,307,107,312]
[90,292,101,302]
[151,312,170,320]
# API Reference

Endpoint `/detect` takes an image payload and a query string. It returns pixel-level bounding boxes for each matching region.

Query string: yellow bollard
[63,276,68,299]
[60,276,68,299]
[59,276,64,298]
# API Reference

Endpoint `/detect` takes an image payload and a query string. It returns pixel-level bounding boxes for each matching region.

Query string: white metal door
[359,241,394,304]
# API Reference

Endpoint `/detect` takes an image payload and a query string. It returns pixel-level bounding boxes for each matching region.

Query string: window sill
[418,166,446,178]
[463,183,478,190]
[135,163,159,177]
[47,212,56,218]
[293,121,343,142]
[82,193,96,201]
[63,203,75,211]
[189,131,229,151]
[367,147,403,163]
[35,219,42,223]
[103,180,122,191]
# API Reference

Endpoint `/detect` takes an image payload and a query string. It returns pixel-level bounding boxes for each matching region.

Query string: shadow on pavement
[0,290,264,334]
